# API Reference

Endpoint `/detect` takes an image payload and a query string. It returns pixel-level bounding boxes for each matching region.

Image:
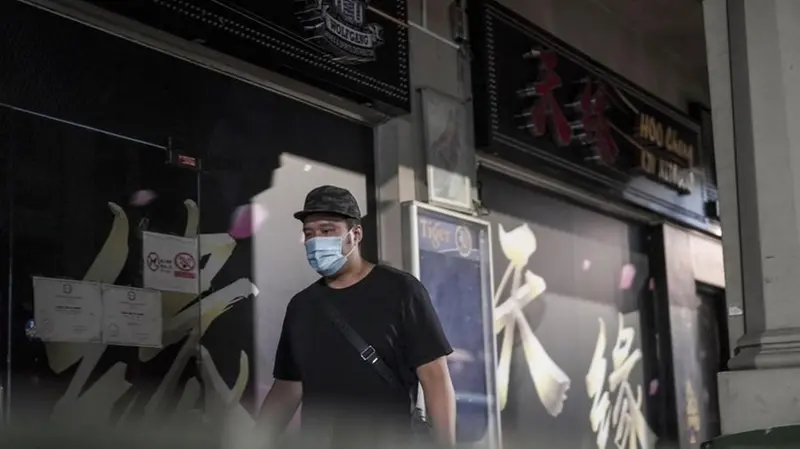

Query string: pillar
[703,0,800,435]
[374,0,471,268]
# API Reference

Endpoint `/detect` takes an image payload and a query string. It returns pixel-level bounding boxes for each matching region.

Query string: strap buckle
[360,345,378,364]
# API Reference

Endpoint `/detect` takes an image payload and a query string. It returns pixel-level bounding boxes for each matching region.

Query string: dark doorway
[694,284,728,442]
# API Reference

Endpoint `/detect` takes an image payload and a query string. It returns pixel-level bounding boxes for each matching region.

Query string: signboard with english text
[142,231,200,294]
[468,0,715,233]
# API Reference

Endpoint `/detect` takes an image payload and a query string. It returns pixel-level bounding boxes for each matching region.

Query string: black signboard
[469,0,702,197]
[83,0,410,114]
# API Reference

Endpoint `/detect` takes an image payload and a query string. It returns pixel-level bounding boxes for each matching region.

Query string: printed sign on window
[142,231,199,294]
[32,277,103,343]
[102,284,163,348]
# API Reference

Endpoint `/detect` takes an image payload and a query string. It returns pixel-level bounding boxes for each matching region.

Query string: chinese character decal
[586,314,656,449]
[519,50,573,147]
[574,81,619,165]
[46,200,258,426]
[494,223,570,417]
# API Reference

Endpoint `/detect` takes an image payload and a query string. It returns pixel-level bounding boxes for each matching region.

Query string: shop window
[478,167,661,449]
[0,1,375,425]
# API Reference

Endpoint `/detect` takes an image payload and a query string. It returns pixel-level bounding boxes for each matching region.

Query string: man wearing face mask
[258,185,456,449]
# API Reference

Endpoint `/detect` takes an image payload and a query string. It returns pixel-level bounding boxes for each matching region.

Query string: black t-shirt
[273,264,453,448]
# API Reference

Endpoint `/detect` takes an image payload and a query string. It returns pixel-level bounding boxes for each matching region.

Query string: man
[258,185,456,449]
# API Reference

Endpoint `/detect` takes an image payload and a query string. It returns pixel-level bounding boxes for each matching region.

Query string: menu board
[408,202,499,448]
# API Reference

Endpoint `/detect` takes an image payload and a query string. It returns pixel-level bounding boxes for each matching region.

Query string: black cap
[293,185,362,221]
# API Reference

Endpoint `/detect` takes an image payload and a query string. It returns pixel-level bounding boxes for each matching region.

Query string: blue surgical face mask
[305,231,356,276]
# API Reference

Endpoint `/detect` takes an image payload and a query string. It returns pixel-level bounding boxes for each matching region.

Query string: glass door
[1,106,10,424]
[1,105,203,427]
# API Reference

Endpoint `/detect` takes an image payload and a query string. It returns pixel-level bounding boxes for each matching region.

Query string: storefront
[0,0,408,426]
[463,1,727,448]
[0,0,729,447]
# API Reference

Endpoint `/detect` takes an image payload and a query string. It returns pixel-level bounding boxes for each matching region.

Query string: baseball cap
[293,185,362,221]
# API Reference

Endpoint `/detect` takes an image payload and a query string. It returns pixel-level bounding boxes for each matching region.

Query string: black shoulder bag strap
[320,301,432,439]
[320,301,408,395]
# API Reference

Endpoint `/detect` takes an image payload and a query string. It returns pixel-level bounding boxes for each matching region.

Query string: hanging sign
[510,50,696,194]
[468,0,701,195]
[142,231,200,294]
[81,0,411,114]
[299,0,385,64]
[32,277,103,343]
[101,284,163,348]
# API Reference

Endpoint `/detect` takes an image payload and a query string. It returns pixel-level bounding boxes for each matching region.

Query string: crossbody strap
[319,301,410,398]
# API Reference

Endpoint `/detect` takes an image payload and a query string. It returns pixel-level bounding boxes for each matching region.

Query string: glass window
[479,167,659,449]
[0,1,376,426]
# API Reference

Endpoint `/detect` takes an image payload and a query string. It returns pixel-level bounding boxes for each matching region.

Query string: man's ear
[354,225,364,246]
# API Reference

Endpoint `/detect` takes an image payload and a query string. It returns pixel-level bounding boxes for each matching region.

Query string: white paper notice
[142,231,199,294]
[32,277,102,343]
[101,284,162,348]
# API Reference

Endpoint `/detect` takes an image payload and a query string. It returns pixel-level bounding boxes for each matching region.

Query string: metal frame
[419,88,475,214]
[477,152,660,225]
[16,0,388,126]
[403,200,501,449]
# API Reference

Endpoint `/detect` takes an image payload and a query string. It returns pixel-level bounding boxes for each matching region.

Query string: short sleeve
[401,278,453,368]
[273,302,301,381]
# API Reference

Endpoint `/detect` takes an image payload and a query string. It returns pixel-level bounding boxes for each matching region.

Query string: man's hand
[417,357,456,447]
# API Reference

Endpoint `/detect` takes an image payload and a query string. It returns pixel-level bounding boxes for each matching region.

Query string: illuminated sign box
[468,0,702,197]
[83,0,411,114]
[404,201,500,449]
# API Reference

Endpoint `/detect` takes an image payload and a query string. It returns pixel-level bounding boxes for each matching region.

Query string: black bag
[320,301,433,441]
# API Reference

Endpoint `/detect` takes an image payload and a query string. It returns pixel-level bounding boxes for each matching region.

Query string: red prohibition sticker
[174,252,196,272]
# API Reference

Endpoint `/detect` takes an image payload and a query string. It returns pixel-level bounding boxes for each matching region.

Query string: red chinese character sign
[518,50,573,147]
[469,0,711,227]
[517,50,622,167]
[576,81,619,166]
[510,45,696,194]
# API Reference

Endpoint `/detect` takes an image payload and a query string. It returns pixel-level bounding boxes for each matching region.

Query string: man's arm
[418,357,456,447]
[400,276,456,447]
[257,380,303,437]
[258,301,303,442]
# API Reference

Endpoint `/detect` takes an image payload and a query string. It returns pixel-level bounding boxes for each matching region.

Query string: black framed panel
[478,166,662,449]
[78,0,411,114]
[468,0,716,234]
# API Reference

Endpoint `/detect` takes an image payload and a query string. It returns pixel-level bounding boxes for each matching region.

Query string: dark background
[0,0,376,422]
[83,0,411,114]
[479,167,661,448]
